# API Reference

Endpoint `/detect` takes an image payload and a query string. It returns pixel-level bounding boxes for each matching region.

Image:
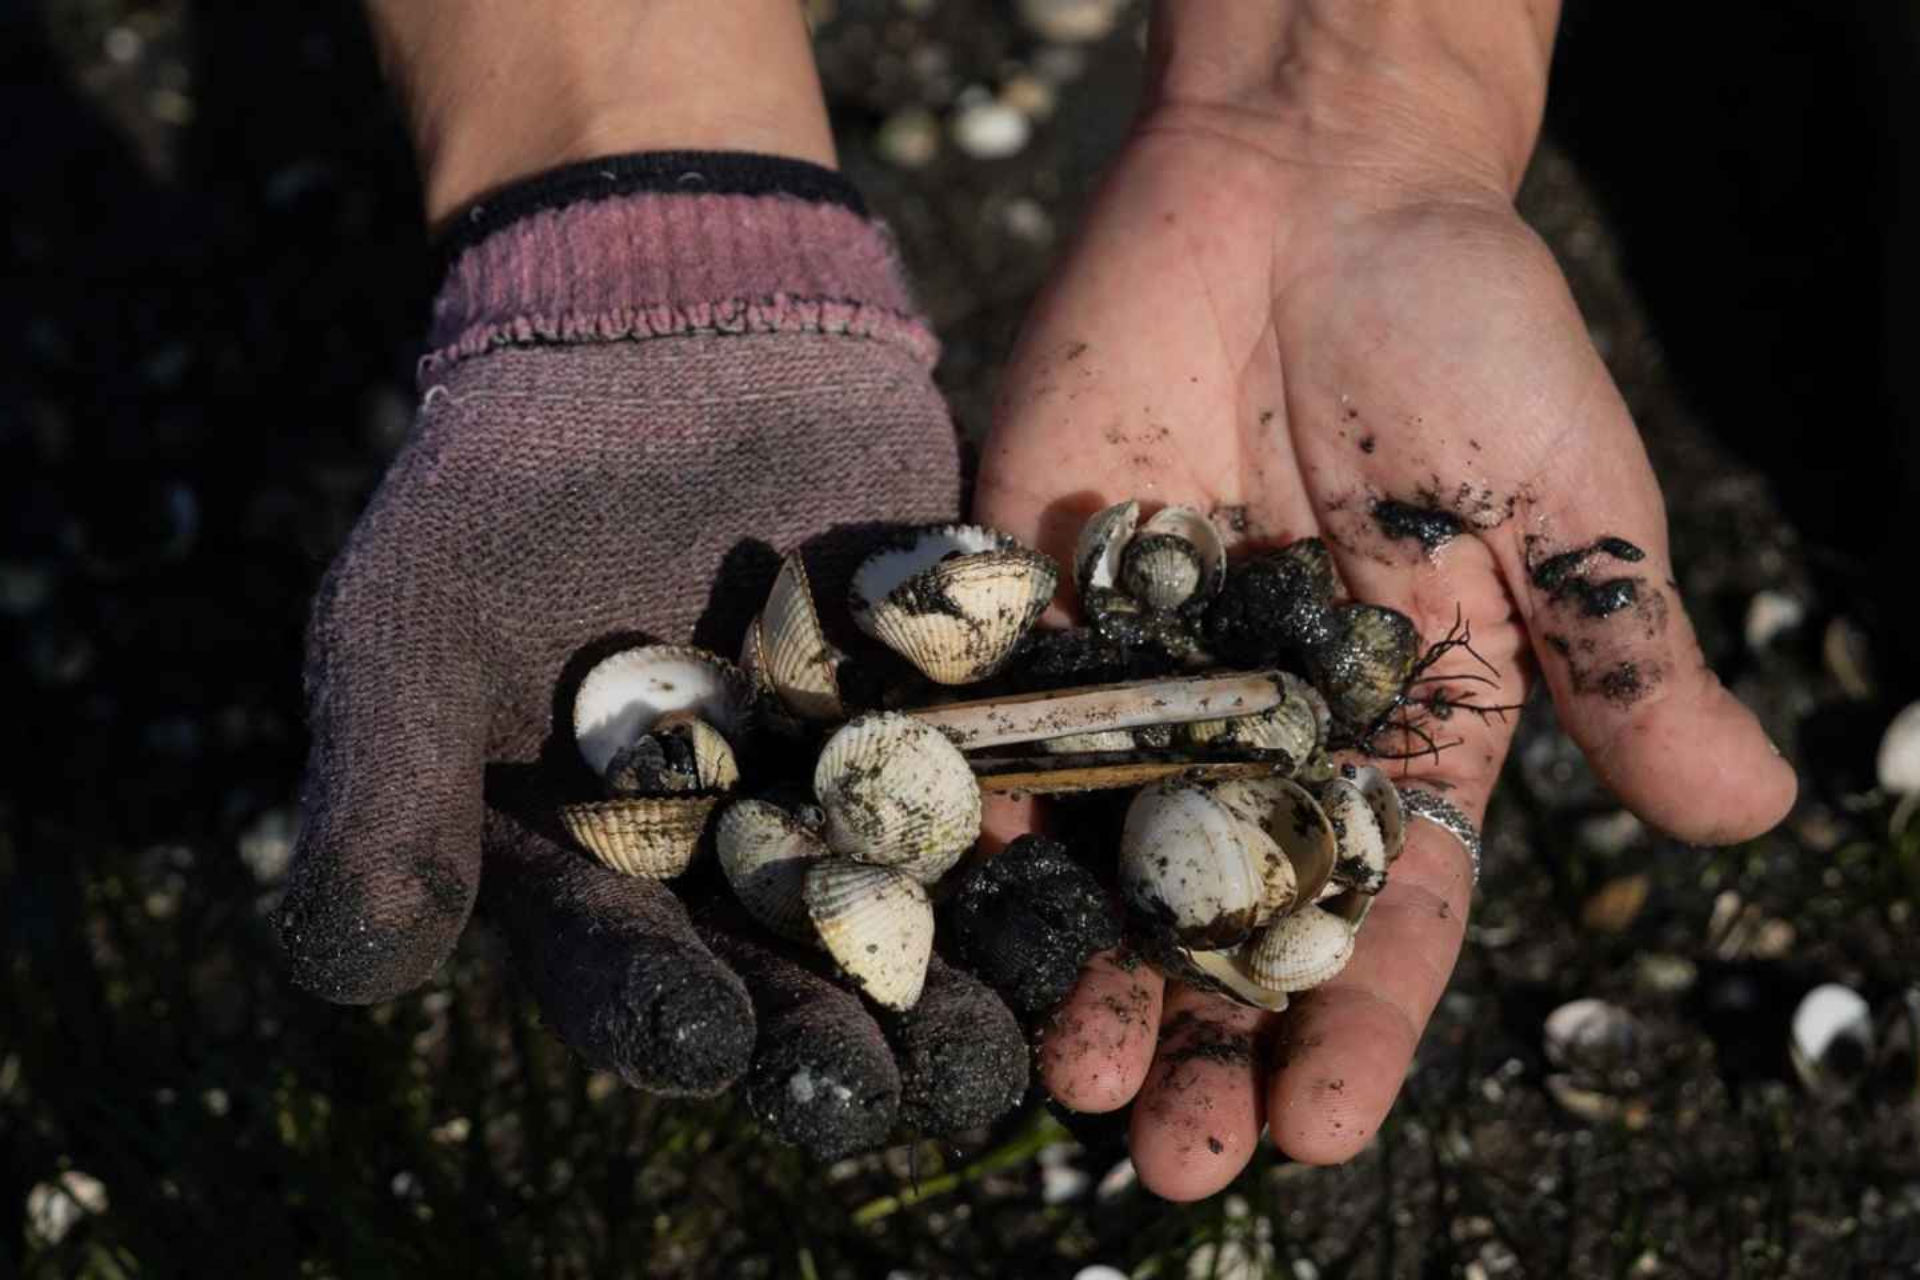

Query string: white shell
[757,552,846,721]
[1878,700,1920,794]
[1318,774,1391,897]
[1208,779,1298,925]
[1183,672,1327,762]
[851,525,1058,685]
[716,799,829,942]
[1543,997,1638,1071]
[1790,983,1874,1097]
[1037,728,1141,753]
[804,858,935,1010]
[1245,904,1355,992]
[814,712,981,882]
[1119,781,1263,948]
[1357,766,1407,864]
[574,646,754,777]
[1215,775,1337,912]
[1073,500,1139,599]
[1138,505,1226,601]
[557,794,719,879]
[1183,948,1290,1013]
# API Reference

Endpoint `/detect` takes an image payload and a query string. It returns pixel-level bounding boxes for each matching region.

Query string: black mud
[945,835,1121,1018]
[1527,535,1650,618]
[1201,541,1338,667]
[1370,498,1465,551]
[1544,632,1665,708]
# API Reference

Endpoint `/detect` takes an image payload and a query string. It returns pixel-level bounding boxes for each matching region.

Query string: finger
[703,925,901,1160]
[485,813,757,1097]
[1488,437,1796,843]
[1037,949,1164,1113]
[1266,797,1475,1164]
[275,561,487,1003]
[1128,986,1267,1202]
[890,958,1029,1135]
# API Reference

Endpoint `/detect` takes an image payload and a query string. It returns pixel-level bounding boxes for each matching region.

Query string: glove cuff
[424,152,937,375]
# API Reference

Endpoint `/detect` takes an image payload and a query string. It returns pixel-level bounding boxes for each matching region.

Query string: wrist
[1141,0,1559,198]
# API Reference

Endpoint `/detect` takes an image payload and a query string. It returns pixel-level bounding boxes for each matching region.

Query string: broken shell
[558,793,720,879]
[1317,773,1392,896]
[605,713,739,797]
[1245,904,1356,992]
[1119,781,1263,949]
[574,645,755,777]
[1182,671,1328,762]
[717,798,830,942]
[1136,505,1226,603]
[814,712,981,882]
[851,525,1058,684]
[1073,500,1139,599]
[755,552,847,721]
[804,857,934,1010]
[1308,603,1422,733]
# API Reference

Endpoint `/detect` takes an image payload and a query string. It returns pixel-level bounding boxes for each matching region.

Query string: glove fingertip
[892,960,1030,1135]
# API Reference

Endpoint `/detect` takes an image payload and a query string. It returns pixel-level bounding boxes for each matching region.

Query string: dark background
[4,1,1917,1275]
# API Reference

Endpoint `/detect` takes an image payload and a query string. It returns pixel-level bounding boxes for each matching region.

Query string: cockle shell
[804,857,935,1010]
[1073,500,1139,599]
[557,793,721,879]
[605,713,739,796]
[573,645,755,777]
[1120,533,1205,611]
[813,712,981,882]
[1245,904,1356,991]
[1134,505,1226,605]
[750,552,846,721]
[851,525,1058,684]
[1315,765,1407,899]
[1308,603,1422,733]
[1182,671,1328,762]
[1180,947,1291,1013]
[1119,781,1264,949]
[716,798,829,942]
[1214,775,1338,914]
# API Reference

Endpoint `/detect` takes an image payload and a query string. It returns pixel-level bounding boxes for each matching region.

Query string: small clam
[573,645,755,777]
[1307,603,1422,733]
[750,552,846,721]
[1073,499,1140,599]
[814,712,981,882]
[1132,506,1226,606]
[1182,671,1328,762]
[1245,904,1357,992]
[1317,769,1397,897]
[1119,780,1264,949]
[1177,947,1291,1013]
[804,857,935,1011]
[558,793,721,879]
[604,712,739,796]
[1213,775,1337,913]
[717,798,829,942]
[851,525,1058,684]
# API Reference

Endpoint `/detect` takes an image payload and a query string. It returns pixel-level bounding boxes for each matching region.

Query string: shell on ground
[573,645,755,777]
[851,524,1058,685]
[813,712,982,882]
[558,793,721,879]
[804,857,935,1010]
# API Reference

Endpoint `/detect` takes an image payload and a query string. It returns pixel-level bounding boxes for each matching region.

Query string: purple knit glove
[274,155,1026,1157]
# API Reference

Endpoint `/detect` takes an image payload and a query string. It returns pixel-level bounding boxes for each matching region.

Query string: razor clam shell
[574,645,755,777]
[905,670,1293,751]
[1036,728,1141,753]
[1245,904,1356,992]
[1073,499,1139,599]
[1182,671,1326,760]
[814,712,981,882]
[1318,773,1390,896]
[1139,505,1226,602]
[558,794,719,879]
[804,857,934,1011]
[758,552,846,721]
[972,754,1292,795]
[1119,781,1263,949]
[852,525,1058,685]
[716,798,829,942]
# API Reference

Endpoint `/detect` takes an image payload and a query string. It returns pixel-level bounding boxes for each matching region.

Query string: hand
[976,51,1796,1196]
[274,178,1028,1158]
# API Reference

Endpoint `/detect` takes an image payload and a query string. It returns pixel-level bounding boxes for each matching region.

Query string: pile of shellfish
[558,503,1425,1014]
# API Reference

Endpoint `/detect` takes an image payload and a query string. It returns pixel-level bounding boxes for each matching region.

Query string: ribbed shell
[1276,537,1337,605]
[1307,603,1422,732]
[851,525,1058,685]
[757,552,846,720]
[1120,533,1204,610]
[573,645,755,777]
[813,712,981,882]
[1119,781,1263,949]
[803,858,935,1010]
[1182,671,1328,762]
[1246,904,1356,992]
[1137,505,1226,602]
[1319,772,1391,896]
[1180,947,1291,1013]
[1073,500,1139,598]
[605,714,739,797]
[716,799,829,942]
[558,794,719,879]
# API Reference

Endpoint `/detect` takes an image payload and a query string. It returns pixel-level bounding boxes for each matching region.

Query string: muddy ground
[5,1,1919,1276]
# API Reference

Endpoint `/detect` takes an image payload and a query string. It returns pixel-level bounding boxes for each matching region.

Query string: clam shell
[1354,766,1407,865]
[1073,500,1139,598]
[1120,533,1205,611]
[1245,904,1356,992]
[814,712,981,882]
[1308,603,1422,733]
[716,798,830,942]
[1213,775,1337,914]
[605,713,739,797]
[758,552,846,720]
[1119,781,1263,949]
[1318,770,1395,896]
[1210,779,1299,925]
[1277,537,1337,605]
[804,858,934,1010]
[851,525,1058,684]
[1036,728,1142,753]
[1180,947,1290,1013]
[1182,671,1327,761]
[558,794,719,879]
[574,645,755,777]
[1138,505,1226,602]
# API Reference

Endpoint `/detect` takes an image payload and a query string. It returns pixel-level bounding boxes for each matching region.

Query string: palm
[976,128,1793,1200]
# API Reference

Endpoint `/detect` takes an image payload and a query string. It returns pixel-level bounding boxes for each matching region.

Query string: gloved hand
[274,154,1028,1157]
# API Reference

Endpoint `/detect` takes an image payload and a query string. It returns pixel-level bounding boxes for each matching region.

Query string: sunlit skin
[976,95,1796,1200]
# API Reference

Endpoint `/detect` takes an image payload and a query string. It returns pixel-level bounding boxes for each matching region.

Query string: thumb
[275,544,488,1002]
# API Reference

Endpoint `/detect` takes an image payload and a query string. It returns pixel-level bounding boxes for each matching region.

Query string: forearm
[1144,0,1560,196]
[364,0,834,228]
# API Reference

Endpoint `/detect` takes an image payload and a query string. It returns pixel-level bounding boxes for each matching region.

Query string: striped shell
[558,794,720,879]
[747,552,846,721]
[813,712,981,882]
[1119,781,1263,950]
[851,525,1058,684]
[1132,505,1226,605]
[1245,904,1356,991]
[804,858,935,1010]
[1307,603,1422,732]
[573,645,755,777]
[1317,766,1405,898]
[716,798,829,942]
